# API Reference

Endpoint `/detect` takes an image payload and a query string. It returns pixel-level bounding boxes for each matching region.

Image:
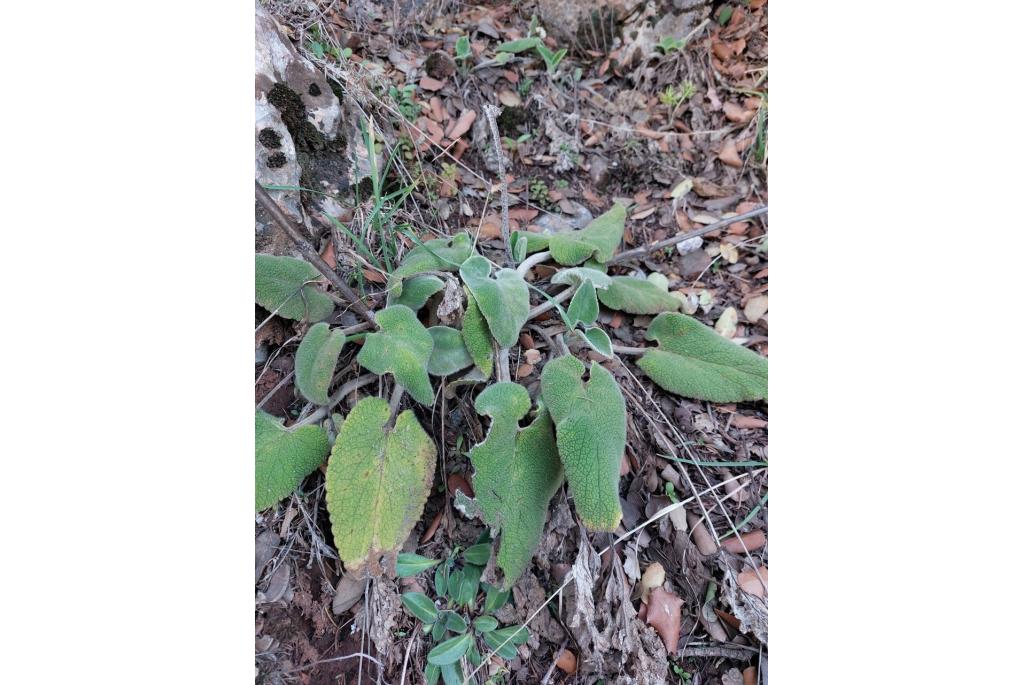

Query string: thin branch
[295,374,376,427]
[607,206,768,264]
[482,104,512,264]
[255,181,377,327]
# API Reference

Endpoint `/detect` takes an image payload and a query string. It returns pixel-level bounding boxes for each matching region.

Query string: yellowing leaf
[459,256,530,348]
[326,397,437,572]
[256,254,333,322]
[637,312,768,402]
[461,288,494,377]
[715,306,738,338]
[540,356,626,531]
[461,383,563,588]
[356,305,435,405]
[255,410,329,511]
[597,276,682,315]
[294,323,346,404]
[513,204,627,266]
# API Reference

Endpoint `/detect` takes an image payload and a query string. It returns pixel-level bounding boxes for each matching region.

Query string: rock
[536,0,645,54]
[621,1,713,66]
[255,5,347,255]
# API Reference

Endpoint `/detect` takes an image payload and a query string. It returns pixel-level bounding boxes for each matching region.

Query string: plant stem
[255,181,377,327]
[295,374,376,427]
[496,347,511,382]
[387,385,406,427]
[611,344,646,355]
[607,206,768,264]
[515,250,551,277]
[526,284,575,320]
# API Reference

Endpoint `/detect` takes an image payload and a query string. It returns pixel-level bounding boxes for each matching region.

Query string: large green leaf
[637,312,768,402]
[255,411,329,511]
[460,383,563,588]
[387,233,476,296]
[597,276,682,315]
[294,323,346,404]
[512,204,626,266]
[255,254,334,322]
[387,274,445,311]
[428,633,473,666]
[459,256,530,348]
[461,289,494,377]
[326,397,437,572]
[356,305,435,405]
[540,356,626,531]
[428,326,474,376]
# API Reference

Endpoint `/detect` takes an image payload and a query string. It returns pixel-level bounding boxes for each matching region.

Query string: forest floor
[256,1,768,683]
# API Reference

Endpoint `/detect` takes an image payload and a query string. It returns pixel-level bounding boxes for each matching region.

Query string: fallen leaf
[737,565,768,598]
[646,586,683,653]
[429,96,444,122]
[743,666,758,685]
[498,89,522,107]
[720,242,739,263]
[744,295,768,322]
[730,414,767,429]
[719,139,743,168]
[332,571,369,614]
[524,349,541,364]
[362,268,387,284]
[723,101,755,124]
[555,649,577,674]
[515,362,534,378]
[715,306,738,338]
[640,562,665,602]
[687,512,719,554]
[721,530,766,554]
[447,109,477,140]
[447,473,474,499]
[419,76,445,91]
[420,508,444,543]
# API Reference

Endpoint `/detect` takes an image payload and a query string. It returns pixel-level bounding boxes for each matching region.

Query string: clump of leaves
[397,546,529,684]
[389,83,421,121]
[254,195,767,587]
[656,35,687,54]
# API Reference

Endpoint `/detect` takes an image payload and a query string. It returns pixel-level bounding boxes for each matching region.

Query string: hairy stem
[295,374,376,427]
[611,344,646,356]
[482,104,512,265]
[526,284,575,320]
[515,250,551,277]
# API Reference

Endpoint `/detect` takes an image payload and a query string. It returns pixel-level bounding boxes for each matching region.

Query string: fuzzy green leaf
[325,397,437,572]
[387,233,475,296]
[396,553,442,577]
[473,616,499,633]
[482,583,511,613]
[356,305,435,405]
[496,37,542,53]
[445,612,469,633]
[401,592,439,623]
[540,356,625,531]
[597,275,682,314]
[428,633,473,666]
[637,312,768,402]
[463,543,492,566]
[459,256,530,348]
[294,323,346,404]
[255,254,334,322]
[550,266,613,289]
[567,280,599,327]
[255,411,329,511]
[581,326,613,357]
[461,289,494,377]
[513,204,626,266]
[428,326,474,376]
[463,383,563,587]
[387,274,445,311]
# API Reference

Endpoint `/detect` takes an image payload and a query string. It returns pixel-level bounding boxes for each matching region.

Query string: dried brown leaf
[645,586,683,654]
